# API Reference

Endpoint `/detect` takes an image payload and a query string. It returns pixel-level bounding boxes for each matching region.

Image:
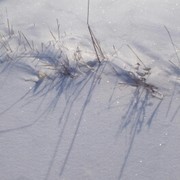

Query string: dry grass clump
[0,2,164,100]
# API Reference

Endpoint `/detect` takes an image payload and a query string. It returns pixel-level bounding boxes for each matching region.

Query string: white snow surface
[0,0,180,180]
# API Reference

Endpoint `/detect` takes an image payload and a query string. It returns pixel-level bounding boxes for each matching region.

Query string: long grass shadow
[166,80,178,118]
[0,60,62,132]
[44,71,94,180]
[59,61,106,177]
[117,86,162,180]
[0,60,15,88]
[0,86,47,134]
[44,61,106,180]
[0,88,32,117]
[165,64,180,119]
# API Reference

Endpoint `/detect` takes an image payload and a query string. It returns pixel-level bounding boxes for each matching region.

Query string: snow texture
[0,0,180,180]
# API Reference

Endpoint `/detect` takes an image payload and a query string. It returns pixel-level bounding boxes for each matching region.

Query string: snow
[0,0,180,180]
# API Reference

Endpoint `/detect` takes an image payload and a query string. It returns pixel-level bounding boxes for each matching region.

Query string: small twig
[127,44,146,68]
[0,33,12,52]
[56,18,60,41]
[87,0,90,25]
[49,29,57,42]
[7,18,11,38]
[20,31,33,50]
[31,40,34,51]
[87,26,101,63]
[169,59,179,69]
[164,25,180,66]
[18,30,22,45]
[87,0,105,63]
[41,42,44,52]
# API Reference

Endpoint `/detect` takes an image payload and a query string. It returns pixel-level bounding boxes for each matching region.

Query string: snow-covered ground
[0,0,180,180]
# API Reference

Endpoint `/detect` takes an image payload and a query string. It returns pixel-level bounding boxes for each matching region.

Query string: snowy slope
[0,0,180,180]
